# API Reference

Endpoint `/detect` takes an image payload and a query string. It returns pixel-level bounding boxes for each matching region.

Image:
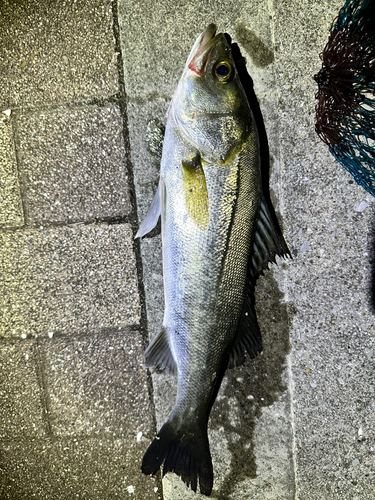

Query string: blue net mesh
[315,0,375,196]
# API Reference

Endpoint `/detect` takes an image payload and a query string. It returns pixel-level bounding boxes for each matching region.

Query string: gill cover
[171,25,251,165]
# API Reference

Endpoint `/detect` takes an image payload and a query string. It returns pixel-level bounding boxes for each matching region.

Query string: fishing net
[314,0,375,196]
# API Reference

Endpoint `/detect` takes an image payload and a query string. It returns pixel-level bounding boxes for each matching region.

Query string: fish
[136,24,289,496]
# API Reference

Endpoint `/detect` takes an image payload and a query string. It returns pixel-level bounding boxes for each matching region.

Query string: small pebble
[300,241,309,254]
[354,201,368,212]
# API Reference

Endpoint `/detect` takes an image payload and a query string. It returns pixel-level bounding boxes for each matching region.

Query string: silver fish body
[138,24,289,496]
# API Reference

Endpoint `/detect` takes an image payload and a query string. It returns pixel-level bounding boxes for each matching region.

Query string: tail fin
[142,418,213,496]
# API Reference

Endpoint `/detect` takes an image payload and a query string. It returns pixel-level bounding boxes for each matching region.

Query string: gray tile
[0,437,161,500]
[0,340,47,439]
[16,104,131,225]
[0,223,140,338]
[127,98,169,224]
[40,331,153,437]
[272,0,375,498]
[121,5,295,498]
[0,113,23,227]
[118,0,275,99]
[0,0,118,108]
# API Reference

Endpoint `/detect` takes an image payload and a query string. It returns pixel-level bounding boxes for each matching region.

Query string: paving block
[272,0,375,498]
[121,4,295,498]
[118,0,274,99]
[0,339,48,439]
[0,437,161,500]
[39,330,153,438]
[0,0,118,108]
[0,113,23,227]
[16,104,131,225]
[0,223,140,338]
[127,99,169,225]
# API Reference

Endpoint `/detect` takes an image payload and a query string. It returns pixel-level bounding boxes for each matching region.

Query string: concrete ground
[1,1,374,499]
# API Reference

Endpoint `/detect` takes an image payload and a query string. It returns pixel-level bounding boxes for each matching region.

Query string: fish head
[171,24,253,165]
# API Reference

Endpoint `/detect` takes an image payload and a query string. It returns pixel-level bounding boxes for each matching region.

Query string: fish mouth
[188,24,222,76]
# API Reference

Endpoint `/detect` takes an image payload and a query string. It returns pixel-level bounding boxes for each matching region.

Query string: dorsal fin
[228,196,290,368]
[228,288,262,368]
[250,196,290,279]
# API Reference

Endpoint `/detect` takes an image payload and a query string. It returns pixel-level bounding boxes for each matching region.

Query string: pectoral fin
[182,153,209,230]
[135,179,164,238]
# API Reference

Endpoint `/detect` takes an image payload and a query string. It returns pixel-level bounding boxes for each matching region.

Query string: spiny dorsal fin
[250,196,290,279]
[144,326,177,376]
[228,196,290,368]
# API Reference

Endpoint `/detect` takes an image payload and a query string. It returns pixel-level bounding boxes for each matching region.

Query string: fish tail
[142,418,213,496]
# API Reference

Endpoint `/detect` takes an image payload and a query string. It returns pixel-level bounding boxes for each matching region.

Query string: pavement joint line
[8,109,28,227]
[0,216,132,234]
[111,1,163,495]
[33,339,54,439]
[267,0,298,496]
[0,94,124,115]
[127,93,173,105]
[110,0,150,349]
[0,326,143,343]
[287,353,298,500]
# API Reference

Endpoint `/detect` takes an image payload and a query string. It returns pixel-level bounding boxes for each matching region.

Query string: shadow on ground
[206,36,293,499]
[210,270,292,499]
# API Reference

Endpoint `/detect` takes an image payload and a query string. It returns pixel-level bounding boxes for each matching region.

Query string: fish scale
[137,24,289,496]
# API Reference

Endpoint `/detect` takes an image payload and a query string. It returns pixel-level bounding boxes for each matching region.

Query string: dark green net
[314,0,375,196]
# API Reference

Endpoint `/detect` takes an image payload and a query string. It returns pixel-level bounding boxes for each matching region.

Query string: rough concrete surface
[0,340,46,440]
[16,104,132,225]
[40,331,153,437]
[0,113,23,228]
[1,0,375,499]
[0,224,140,338]
[0,0,118,108]
[273,1,375,498]
[0,437,159,500]
[0,0,160,498]
[0,334,160,499]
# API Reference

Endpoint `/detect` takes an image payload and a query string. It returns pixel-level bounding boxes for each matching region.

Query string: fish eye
[213,61,232,84]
